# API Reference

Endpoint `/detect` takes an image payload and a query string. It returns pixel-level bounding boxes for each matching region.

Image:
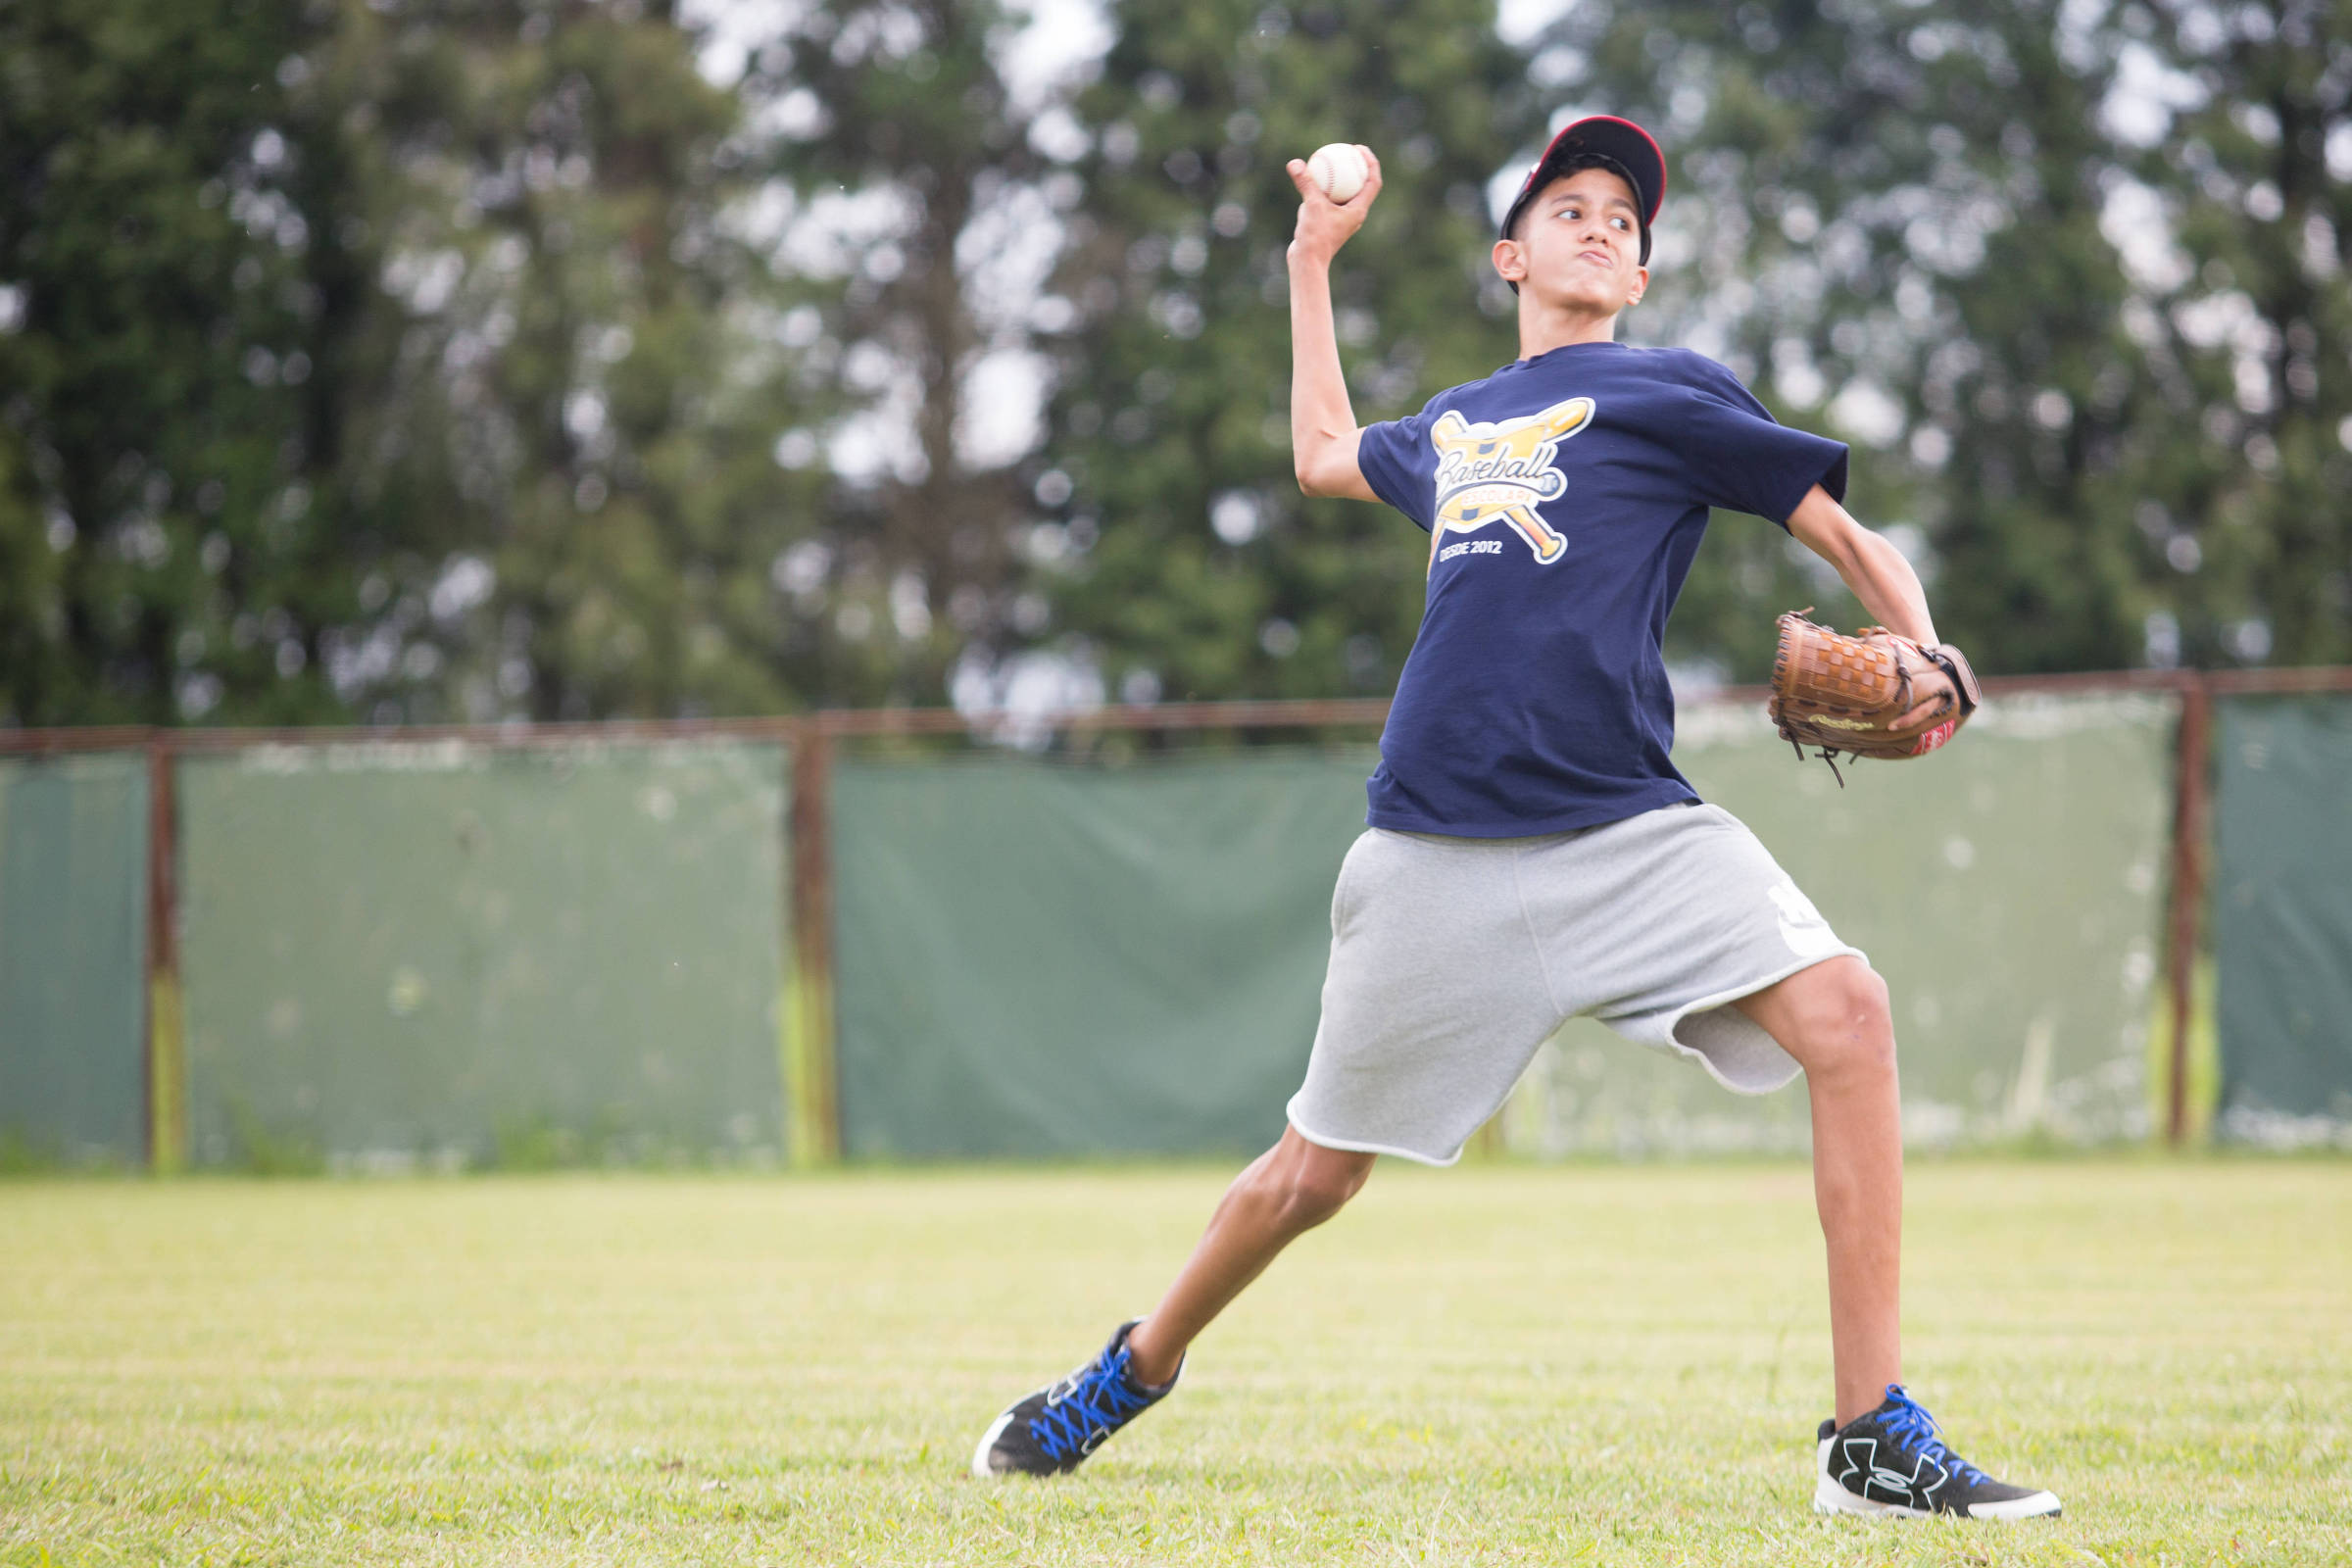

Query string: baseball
[1306,142,1369,203]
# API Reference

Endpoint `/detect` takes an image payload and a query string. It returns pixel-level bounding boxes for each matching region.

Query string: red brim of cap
[1499,115,1666,239]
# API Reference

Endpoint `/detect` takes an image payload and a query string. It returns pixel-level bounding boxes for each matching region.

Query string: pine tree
[1032,0,1540,704]
[2141,0,2352,666]
[740,0,1055,705]
[318,0,839,722]
[0,0,354,723]
[0,0,845,725]
[1533,0,2185,676]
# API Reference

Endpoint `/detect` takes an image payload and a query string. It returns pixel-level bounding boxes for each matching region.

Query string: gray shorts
[1286,803,1863,1165]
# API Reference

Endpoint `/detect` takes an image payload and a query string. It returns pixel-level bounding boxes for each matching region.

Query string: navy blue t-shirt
[1355,340,1848,837]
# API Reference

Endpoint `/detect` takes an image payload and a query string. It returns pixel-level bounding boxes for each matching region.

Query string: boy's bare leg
[1123,1127,1376,1386]
[1735,955,1904,1427]
[1131,958,1895,1408]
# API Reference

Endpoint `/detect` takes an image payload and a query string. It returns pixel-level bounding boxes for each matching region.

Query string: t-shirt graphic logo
[1427,396,1594,569]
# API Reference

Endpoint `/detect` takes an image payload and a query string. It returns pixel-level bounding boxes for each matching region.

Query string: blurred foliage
[1541,0,2167,676]
[2,0,840,726]
[0,0,356,723]
[2142,0,2352,667]
[312,0,841,721]
[1537,0,2349,678]
[1029,0,1538,704]
[739,0,1055,705]
[0,0,2344,724]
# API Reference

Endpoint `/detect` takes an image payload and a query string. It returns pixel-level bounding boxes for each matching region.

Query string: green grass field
[4,1160,2347,1565]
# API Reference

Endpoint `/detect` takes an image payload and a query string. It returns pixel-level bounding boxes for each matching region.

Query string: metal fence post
[144,732,186,1172]
[2165,676,2212,1148]
[786,721,840,1165]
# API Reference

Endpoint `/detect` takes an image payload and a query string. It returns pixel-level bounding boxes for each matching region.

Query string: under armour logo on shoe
[1838,1437,1950,1506]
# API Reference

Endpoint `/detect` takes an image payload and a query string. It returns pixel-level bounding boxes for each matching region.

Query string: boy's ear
[1491,236,1527,284]
[1627,264,1649,307]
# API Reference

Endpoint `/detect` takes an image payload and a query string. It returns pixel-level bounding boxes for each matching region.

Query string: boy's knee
[1839,962,1892,1030]
[1782,959,1895,1080]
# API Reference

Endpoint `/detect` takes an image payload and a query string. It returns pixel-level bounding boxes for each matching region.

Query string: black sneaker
[1814,1385,2061,1519]
[969,1320,1180,1478]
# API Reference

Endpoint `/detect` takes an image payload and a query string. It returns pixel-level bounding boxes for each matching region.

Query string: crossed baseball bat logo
[1427,396,1594,569]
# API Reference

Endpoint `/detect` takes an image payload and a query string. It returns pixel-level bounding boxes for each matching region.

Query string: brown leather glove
[1768,611,1981,779]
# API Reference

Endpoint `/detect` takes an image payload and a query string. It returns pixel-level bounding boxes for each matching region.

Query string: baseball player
[973,116,2059,1521]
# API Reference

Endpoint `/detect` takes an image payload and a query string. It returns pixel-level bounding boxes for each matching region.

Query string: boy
[972,116,2059,1521]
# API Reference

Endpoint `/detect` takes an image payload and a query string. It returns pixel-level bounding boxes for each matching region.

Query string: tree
[0,0,849,726]
[315,0,840,722]
[2142,0,2352,666]
[1031,0,1542,704]
[1532,0,2191,677]
[0,0,356,724]
[739,0,1064,707]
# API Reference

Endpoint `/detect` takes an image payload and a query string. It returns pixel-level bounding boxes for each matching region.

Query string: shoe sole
[1813,1477,2062,1520]
[970,1408,1021,1479]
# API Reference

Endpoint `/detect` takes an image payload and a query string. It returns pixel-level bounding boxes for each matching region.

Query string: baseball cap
[1498,115,1667,266]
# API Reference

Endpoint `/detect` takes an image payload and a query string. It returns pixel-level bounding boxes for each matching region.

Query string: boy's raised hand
[1286,145,1382,268]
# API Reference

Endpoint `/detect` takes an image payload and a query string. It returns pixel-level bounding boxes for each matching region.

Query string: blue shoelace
[1876,1385,1988,1487]
[1027,1348,1155,1461]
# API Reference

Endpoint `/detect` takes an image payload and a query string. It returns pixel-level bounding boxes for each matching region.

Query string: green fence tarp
[178,739,788,1167]
[1508,694,2176,1154]
[0,752,150,1163]
[836,695,2173,1161]
[832,754,1372,1159]
[2214,696,2352,1147]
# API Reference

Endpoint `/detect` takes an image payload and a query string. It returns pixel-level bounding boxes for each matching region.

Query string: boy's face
[1494,166,1648,315]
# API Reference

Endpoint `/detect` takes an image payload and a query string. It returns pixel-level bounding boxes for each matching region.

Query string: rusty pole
[787,724,839,1164]
[2164,677,2212,1148]
[143,732,185,1171]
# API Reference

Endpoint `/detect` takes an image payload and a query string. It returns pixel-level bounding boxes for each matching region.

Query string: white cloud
[2100,177,2191,292]
[1829,377,1906,449]
[956,349,1051,469]
[681,0,800,87]
[1496,0,1579,46]
[951,646,1105,749]
[2101,41,2206,149]
[995,0,1113,113]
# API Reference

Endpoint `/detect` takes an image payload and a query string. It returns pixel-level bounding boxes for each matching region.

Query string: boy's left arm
[1786,484,1938,646]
